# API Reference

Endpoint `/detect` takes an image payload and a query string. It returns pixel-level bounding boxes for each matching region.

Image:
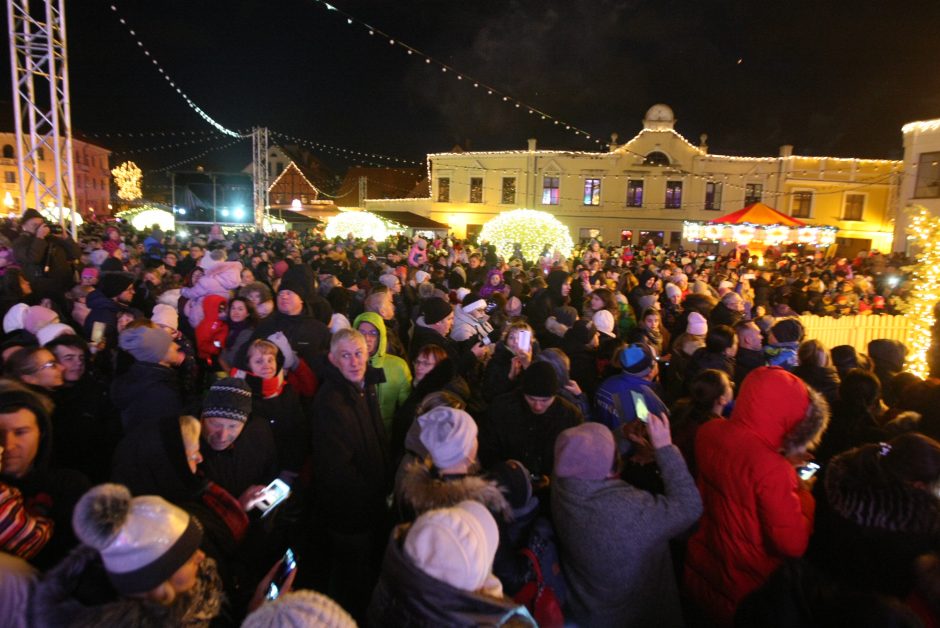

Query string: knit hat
[487,460,538,518]
[553,306,578,328]
[415,270,430,284]
[637,294,661,313]
[242,590,356,628]
[404,500,499,593]
[665,283,681,299]
[36,323,75,347]
[687,311,708,336]
[99,272,135,299]
[378,273,400,290]
[201,377,252,423]
[554,422,616,481]
[521,361,559,397]
[619,342,654,374]
[2,303,29,334]
[24,306,58,335]
[81,267,99,281]
[460,292,486,314]
[118,326,172,364]
[151,304,178,331]
[421,297,452,325]
[455,287,471,303]
[593,310,616,337]
[72,484,203,595]
[771,317,804,343]
[565,319,597,347]
[278,264,316,305]
[417,407,478,469]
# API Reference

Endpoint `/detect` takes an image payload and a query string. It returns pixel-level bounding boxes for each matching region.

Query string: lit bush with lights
[325,211,389,241]
[479,209,574,262]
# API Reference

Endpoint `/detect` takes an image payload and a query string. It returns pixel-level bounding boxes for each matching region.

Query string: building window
[2,145,13,159]
[437,177,450,202]
[4,171,14,184]
[583,178,601,205]
[542,176,560,205]
[792,191,813,218]
[469,177,483,203]
[705,181,722,210]
[744,183,762,205]
[914,151,940,198]
[276,163,284,176]
[665,180,683,209]
[644,151,670,166]
[843,193,865,220]
[626,179,643,207]
[501,177,516,204]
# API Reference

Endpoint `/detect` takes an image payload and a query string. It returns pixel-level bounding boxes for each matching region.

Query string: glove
[267,332,298,371]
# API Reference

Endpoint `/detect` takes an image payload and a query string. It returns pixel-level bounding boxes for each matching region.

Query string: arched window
[644,151,670,166]
[2,145,13,159]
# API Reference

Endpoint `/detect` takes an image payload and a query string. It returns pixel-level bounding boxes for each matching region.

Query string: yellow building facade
[366,105,900,254]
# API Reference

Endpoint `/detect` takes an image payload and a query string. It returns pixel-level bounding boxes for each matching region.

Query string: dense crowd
[0,209,936,627]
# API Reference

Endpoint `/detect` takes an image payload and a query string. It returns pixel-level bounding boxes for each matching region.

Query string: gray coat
[551,445,702,628]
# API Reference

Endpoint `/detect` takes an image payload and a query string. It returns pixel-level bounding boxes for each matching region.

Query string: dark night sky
[5,0,940,175]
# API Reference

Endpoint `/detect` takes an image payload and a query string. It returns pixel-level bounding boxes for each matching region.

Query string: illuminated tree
[479,209,574,262]
[325,211,388,241]
[111,161,142,201]
[903,206,940,379]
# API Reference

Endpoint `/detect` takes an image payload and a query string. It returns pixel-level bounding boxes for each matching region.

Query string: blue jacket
[765,341,799,371]
[594,372,668,453]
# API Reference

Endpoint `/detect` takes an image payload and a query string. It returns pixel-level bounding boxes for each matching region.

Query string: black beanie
[422,297,452,325]
[21,208,43,225]
[99,272,135,299]
[521,361,559,397]
[201,377,253,423]
[278,264,316,305]
[565,319,597,346]
[771,317,804,344]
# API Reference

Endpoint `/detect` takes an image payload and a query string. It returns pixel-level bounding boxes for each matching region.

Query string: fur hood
[31,545,223,628]
[398,459,511,521]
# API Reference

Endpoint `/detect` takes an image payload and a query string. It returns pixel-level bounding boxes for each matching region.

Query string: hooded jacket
[684,367,830,626]
[449,304,494,343]
[194,294,229,361]
[396,459,511,523]
[181,259,242,328]
[82,289,126,348]
[354,311,412,431]
[367,524,535,628]
[110,361,183,432]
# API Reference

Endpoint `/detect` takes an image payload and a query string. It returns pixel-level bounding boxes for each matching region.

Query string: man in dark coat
[12,208,81,304]
[111,326,185,432]
[408,297,455,363]
[479,362,583,477]
[310,328,391,620]
[734,321,766,388]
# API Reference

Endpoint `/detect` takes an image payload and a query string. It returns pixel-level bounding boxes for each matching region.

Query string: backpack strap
[520,547,544,584]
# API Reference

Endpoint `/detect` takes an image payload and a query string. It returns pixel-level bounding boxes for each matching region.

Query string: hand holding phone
[630,391,649,423]
[246,479,291,517]
[265,549,297,601]
[798,462,821,481]
[516,329,532,354]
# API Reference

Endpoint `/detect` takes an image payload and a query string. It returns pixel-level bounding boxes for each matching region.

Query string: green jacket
[354,311,413,431]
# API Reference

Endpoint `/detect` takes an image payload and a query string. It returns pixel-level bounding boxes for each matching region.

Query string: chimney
[699,133,709,154]
[527,138,537,152]
[779,144,794,158]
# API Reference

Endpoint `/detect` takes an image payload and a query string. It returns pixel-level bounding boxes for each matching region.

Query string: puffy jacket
[354,311,412,432]
[684,367,830,626]
[181,260,242,327]
[449,304,494,343]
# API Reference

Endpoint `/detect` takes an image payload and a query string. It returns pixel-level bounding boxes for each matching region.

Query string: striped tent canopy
[709,202,806,226]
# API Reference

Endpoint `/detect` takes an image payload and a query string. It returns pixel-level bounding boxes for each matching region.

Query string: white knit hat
[687,311,708,336]
[664,283,682,299]
[378,273,399,290]
[415,270,430,284]
[404,500,499,593]
[455,287,471,302]
[417,407,478,469]
[37,323,76,347]
[72,484,202,595]
[2,303,28,334]
[151,303,178,331]
[592,310,616,337]
[242,590,356,628]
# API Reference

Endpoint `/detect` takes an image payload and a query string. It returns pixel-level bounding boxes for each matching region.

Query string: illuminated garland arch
[904,206,940,379]
[325,211,389,241]
[479,209,574,262]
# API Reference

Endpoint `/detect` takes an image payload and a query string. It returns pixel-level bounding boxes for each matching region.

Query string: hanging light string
[79,129,226,139]
[270,130,421,165]
[106,135,225,157]
[108,4,247,138]
[152,137,247,173]
[307,0,602,147]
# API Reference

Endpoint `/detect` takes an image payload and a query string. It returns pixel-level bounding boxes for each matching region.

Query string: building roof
[333,166,426,206]
[368,210,449,230]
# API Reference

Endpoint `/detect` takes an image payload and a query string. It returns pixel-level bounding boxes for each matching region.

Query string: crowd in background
[0,210,936,627]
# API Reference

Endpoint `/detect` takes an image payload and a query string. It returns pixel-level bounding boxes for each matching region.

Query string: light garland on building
[325,210,390,240]
[682,221,837,247]
[262,214,288,233]
[902,119,940,135]
[479,209,574,262]
[902,206,940,379]
[111,161,143,201]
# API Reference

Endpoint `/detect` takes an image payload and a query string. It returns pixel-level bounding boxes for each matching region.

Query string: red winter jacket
[195,294,229,361]
[684,367,826,626]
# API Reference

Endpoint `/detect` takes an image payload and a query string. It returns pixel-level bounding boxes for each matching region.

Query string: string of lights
[108,4,247,138]
[152,138,248,173]
[78,129,226,139]
[270,130,422,165]
[110,135,225,157]
[306,0,602,147]
[903,206,940,379]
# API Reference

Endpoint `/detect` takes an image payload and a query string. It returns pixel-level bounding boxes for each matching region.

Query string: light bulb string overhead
[270,130,422,165]
[108,4,247,139]
[308,0,602,146]
[153,137,248,173]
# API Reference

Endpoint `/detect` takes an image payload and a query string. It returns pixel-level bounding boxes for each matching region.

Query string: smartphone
[248,479,291,517]
[265,548,297,601]
[91,321,106,344]
[630,391,649,423]
[798,462,821,481]
[516,329,532,353]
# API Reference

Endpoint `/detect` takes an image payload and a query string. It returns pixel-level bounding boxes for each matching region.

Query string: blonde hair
[179,415,201,451]
[502,320,533,343]
[247,338,278,359]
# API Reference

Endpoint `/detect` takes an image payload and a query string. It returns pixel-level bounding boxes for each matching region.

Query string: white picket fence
[799,315,913,353]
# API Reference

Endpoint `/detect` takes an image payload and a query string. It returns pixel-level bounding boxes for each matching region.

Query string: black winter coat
[110,361,183,432]
[248,310,330,370]
[479,391,583,476]
[793,363,841,409]
[311,364,391,532]
[12,232,80,298]
[246,378,309,473]
[199,417,278,499]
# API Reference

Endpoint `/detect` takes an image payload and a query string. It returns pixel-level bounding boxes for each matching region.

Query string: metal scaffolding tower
[6,0,78,238]
[252,126,269,229]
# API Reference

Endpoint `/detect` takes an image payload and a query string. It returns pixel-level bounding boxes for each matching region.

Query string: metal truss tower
[252,126,269,229]
[6,0,78,238]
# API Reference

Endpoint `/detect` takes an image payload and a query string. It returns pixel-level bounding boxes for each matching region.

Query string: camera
[47,223,63,235]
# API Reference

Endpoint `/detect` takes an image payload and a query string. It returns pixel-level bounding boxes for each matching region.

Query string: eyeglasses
[28,360,58,373]
[360,329,380,337]
[414,359,436,368]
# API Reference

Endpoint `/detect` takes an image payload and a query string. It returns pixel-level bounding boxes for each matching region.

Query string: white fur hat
[151,304,178,331]
[2,303,28,334]
[417,407,478,469]
[404,500,499,593]
[415,270,430,284]
[36,323,76,347]
[592,310,616,337]
[242,590,356,628]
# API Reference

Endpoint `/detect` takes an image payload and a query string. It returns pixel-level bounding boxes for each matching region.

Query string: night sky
[5,0,940,175]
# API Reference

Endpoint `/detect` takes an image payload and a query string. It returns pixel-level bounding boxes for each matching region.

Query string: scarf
[230,368,286,399]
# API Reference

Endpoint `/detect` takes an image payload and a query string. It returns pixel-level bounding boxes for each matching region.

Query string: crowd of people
[0,209,936,627]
